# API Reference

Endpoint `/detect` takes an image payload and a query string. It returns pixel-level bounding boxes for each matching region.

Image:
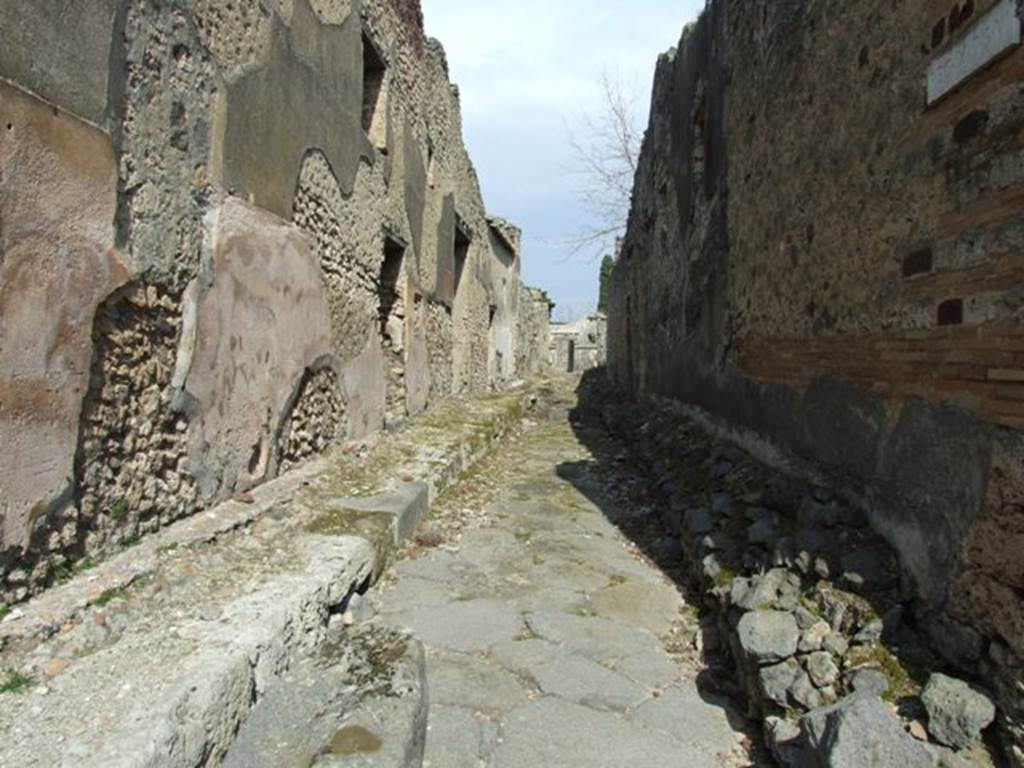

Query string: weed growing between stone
[0,670,33,695]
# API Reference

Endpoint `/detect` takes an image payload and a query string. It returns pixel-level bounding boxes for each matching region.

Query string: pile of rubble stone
[599,395,1004,768]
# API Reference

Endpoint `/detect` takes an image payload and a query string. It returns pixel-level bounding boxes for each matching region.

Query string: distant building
[550,313,607,373]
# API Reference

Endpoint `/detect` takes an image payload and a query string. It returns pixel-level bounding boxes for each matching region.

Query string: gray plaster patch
[222,0,366,217]
[185,197,334,503]
[0,0,118,124]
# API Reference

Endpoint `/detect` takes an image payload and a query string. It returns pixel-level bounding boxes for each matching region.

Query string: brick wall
[609,0,1024,748]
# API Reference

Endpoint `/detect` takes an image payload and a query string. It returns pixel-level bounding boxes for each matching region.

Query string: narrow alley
[373,380,751,766]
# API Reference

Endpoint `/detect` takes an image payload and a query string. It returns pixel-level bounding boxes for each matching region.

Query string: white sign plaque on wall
[927,0,1022,105]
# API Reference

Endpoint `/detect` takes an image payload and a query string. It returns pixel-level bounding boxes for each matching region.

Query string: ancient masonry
[0,0,550,605]
[609,0,1024,760]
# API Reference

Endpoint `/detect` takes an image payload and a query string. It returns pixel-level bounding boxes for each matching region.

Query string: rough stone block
[736,610,800,665]
[802,692,935,768]
[921,673,997,750]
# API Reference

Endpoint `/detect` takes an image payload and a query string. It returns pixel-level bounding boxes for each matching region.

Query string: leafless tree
[563,68,644,259]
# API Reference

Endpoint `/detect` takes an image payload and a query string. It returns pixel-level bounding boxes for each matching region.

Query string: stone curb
[1,457,331,642]
[2,387,531,642]
[62,536,376,768]
[0,386,534,766]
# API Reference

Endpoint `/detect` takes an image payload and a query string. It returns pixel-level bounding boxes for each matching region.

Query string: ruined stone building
[609,0,1024,755]
[0,0,550,605]
[550,312,608,374]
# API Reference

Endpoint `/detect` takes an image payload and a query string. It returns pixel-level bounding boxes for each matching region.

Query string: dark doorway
[379,235,407,429]
[379,237,404,340]
[568,340,577,373]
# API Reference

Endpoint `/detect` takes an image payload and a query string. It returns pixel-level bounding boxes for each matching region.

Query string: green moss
[108,499,128,521]
[0,670,33,695]
[512,627,540,642]
[308,507,389,538]
[800,594,825,619]
[680,602,701,622]
[712,566,737,588]
[90,575,153,609]
[306,507,396,568]
[0,605,8,621]
[51,564,72,584]
[93,587,127,607]
[845,644,921,703]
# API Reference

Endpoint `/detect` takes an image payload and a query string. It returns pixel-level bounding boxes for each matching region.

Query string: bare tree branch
[560,67,643,260]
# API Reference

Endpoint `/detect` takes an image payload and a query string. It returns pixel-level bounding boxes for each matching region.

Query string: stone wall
[517,288,554,378]
[609,0,1024,754]
[0,0,547,604]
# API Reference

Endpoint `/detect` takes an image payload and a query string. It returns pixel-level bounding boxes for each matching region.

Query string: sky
[420,1,705,322]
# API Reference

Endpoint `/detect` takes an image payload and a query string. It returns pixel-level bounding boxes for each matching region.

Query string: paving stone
[387,599,525,653]
[530,652,647,711]
[588,578,683,636]
[491,697,719,768]
[524,610,658,665]
[423,705,497,768]
[487,636,567,680]
[631,685,745,758]
[606,647,683,688]
[373,388,750,767]
[378,577,454,613]
[425,649,529,716]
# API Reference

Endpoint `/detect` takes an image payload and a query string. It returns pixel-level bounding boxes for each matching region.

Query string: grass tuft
[0,670,33,695]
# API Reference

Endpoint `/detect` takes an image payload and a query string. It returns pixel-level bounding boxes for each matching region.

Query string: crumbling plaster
[0,0,549,604]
